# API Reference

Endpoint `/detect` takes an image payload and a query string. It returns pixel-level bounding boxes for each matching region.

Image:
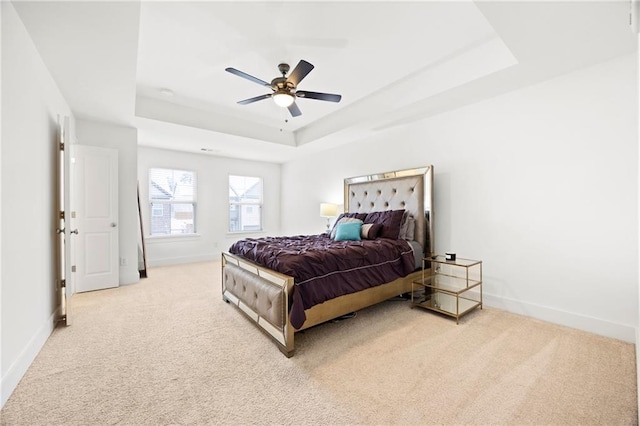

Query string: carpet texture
[1,261,637,425]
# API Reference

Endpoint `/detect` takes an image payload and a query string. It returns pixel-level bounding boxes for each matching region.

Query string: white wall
[282,52,638,342]
[138,147,281,266]
[75,120,139,285]
[1,2,74,407]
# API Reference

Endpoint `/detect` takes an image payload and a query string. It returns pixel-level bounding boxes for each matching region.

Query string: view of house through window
[149,168,196,235]
[229,175,262,232]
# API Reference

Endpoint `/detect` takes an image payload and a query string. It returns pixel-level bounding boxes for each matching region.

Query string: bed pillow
[361,223,383,240]
[334,221,362,241]
[330,216,365,239]
[398,214,415,241]
[339,212,368,220]
[332,212,367,229]
[364,209,405,239]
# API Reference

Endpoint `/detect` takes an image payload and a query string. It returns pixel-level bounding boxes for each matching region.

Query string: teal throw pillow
[335,221,362,241]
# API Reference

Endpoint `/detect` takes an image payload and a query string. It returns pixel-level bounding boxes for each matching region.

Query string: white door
[72,145,119,292]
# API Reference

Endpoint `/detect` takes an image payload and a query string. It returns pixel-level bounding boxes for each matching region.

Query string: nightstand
[411,255,482,323]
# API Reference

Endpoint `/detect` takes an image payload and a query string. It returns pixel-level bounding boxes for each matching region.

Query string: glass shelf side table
[411,255,482,323]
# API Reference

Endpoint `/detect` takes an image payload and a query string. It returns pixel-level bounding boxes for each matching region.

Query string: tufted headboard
[344,166,433,255]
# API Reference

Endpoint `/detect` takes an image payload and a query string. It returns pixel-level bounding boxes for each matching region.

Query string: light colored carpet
[1,261,637,425]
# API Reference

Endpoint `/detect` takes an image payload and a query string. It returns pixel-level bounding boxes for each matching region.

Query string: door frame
[56,115,72,325]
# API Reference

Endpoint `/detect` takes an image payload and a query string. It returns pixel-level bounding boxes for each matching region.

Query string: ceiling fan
[225,60,342,117]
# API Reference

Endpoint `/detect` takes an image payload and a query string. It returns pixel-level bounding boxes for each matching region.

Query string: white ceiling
[11,1,637,163]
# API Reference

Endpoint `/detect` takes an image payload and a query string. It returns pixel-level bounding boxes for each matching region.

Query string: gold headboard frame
[344,166,434,256]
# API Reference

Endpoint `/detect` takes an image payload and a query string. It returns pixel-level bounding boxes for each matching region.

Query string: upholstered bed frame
[221,166,434,357]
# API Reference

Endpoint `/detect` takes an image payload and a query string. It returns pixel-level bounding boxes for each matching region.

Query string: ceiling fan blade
[296,91,342,103]
[287,60,314,86]
[287,102,302,117]
[237,93,272,105]
[225,67,271,87]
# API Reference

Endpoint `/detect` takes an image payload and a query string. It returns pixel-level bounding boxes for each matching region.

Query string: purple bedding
[228,233,415,329]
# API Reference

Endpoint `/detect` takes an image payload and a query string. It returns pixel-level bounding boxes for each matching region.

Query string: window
[151,205,164,217]
[229,175,262,232]
[149,168,196,236]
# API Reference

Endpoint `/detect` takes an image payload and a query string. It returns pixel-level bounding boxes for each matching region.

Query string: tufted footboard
[221,251,421,357]
[222,252,295,357]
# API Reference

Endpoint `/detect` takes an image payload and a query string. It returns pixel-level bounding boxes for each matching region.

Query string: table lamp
[320,203,338,231]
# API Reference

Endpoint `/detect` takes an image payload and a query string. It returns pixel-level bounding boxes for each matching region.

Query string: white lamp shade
[320,203,338,218]
[273,91,295,107]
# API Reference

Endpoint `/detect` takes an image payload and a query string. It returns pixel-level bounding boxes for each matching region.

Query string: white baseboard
[484,293,636,343]
[146,252,218,268]
[0,311,56,408]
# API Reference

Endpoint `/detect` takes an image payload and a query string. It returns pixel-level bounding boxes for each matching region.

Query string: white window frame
[229,175,263,233]
[149,168,197,237]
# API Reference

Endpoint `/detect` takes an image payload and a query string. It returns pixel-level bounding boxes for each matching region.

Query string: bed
[221,166,434,357]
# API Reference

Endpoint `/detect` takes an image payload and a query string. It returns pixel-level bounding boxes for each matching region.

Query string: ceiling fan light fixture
[273,91,294,107]
[226,60,341,117]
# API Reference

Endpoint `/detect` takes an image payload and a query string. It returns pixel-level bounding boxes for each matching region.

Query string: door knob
[110,223,117,228]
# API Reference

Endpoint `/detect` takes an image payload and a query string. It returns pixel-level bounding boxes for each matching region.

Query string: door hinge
[59,279,66,290]
[59,211,65,220]
[59,142,65,151]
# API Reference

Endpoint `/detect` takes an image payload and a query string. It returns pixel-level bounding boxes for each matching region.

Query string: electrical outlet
[119,257,127,266]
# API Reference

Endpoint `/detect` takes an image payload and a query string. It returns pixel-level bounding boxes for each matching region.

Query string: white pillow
[398,213,415,240]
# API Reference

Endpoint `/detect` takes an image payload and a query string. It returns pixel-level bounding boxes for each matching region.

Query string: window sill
[146,234,201,243]
[226,231,267,237]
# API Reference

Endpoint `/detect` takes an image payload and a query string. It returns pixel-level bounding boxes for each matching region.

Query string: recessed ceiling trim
[135,96,296,147]
[294,35,518,147]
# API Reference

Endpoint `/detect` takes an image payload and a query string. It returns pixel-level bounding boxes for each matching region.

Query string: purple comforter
[228,234,415,329]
